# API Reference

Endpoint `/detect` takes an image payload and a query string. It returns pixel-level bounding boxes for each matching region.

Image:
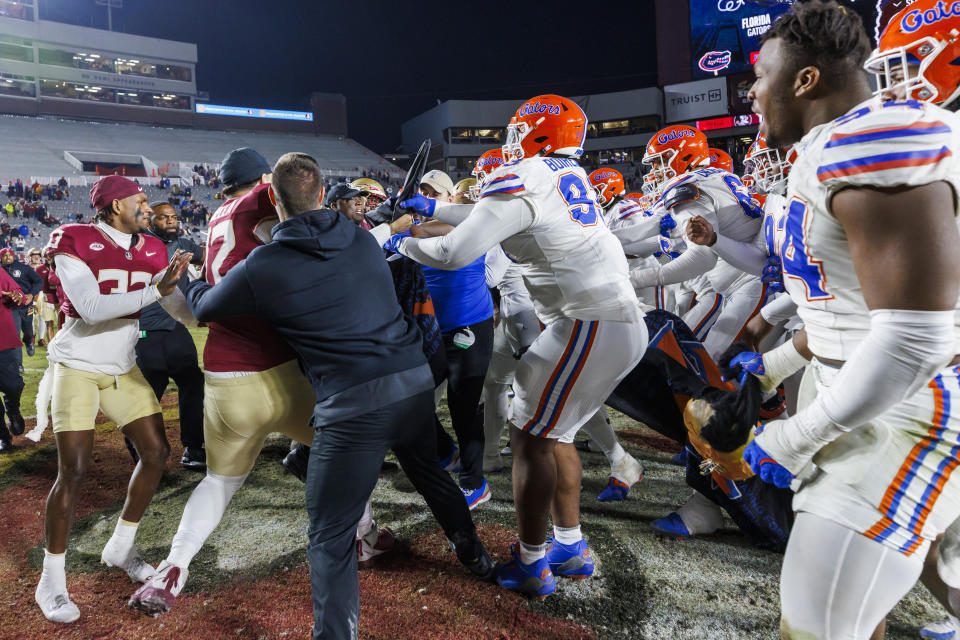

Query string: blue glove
[762,255,784,293]
[659,212,676,234]
[725,350,765,385]
[743,435,795,488]
[382,231,410,254]
[398,194,436,217]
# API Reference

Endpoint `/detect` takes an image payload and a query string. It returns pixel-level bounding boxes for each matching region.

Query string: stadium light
[94,0,122,31]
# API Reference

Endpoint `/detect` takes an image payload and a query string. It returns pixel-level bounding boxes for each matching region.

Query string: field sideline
[0,328,944,639]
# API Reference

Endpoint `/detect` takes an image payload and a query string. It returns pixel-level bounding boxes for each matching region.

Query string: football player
[389,95,647,598]
[862,3,960,638]
[36,176,192,623]
[746,3,960,638]
[127,148,323,616]
[631,125,766,361]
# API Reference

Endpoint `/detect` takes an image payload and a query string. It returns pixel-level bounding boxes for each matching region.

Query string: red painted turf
[0,397,595,640]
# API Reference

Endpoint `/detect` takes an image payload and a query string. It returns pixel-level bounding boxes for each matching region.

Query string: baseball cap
[324,183,368,206]
[89,175,144,211]
[220,147,271,187]
[420,170,455,196]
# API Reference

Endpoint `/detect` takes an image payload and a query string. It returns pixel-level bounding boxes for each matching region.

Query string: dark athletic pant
[134,324,205,449]
[434,318,493,491]
[307,390,475,639]
[11,307,33,365]
[0,347,23,442]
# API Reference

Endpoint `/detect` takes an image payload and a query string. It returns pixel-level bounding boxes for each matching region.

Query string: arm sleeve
[621,236,663,258]
[182,260,258,323]
[431,202,477,227]
[400,196,533,270]
[54,254,161,323]
[633,243,718,288]
[711,231,767,275]
[609,215,663,250]
[368,223,392,247]
[484,245,511,288]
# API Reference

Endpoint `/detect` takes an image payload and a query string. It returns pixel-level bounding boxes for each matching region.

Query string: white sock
[518,540,547,564]
[167,471,247,569]
[41,550,67,591]
[580,407,623,465]
[108,518,138,555]
[356,497,375,539]
[553,525,582,545]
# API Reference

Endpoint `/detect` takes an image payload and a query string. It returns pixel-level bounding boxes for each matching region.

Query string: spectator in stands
[0,247,42,365]
[57,177,67,189]
[135,202,207,471]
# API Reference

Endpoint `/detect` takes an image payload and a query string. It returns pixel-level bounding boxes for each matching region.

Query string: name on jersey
[543,157,579,172]
[657,129,696,144]
[89,243,104,251]
[518,101,561,117]
[902,2,960,33]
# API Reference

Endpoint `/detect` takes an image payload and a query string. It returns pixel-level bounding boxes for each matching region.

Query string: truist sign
[664,78,728,123]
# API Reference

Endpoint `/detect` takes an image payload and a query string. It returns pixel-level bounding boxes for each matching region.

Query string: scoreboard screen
[689,0,794,79]
[689,1,879,80]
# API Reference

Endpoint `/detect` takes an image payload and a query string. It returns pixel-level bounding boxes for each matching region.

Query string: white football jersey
[605,198,661,306]
[783,98,960,360]
[479,157,642,325]
[661,167,764,294]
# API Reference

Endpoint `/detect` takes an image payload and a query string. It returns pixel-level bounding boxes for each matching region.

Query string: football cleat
[462,478,491,510]
[128,560,187,617]
[24,426,44,442]
[545,538,594,579]
[671,448,688,466]
[651,512,691,540]
[921,615,960,640]
[357,523,395,569]
[598,453,644,502]
[495,543,556,599]
[35,579,80,624]
[439,444,461,473]
[100,538,155,583]
[597,478,630,502]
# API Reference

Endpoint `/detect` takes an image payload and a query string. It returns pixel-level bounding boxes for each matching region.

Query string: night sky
[38,0,660,152]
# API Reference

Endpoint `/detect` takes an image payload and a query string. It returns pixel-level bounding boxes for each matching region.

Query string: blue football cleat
[545,538,594,579]
[597,477,630,502]
[438,444,460,473]
[495,543,556,599]
[921,615,960,639]
[461,478,491,510]
[651,512,691,539]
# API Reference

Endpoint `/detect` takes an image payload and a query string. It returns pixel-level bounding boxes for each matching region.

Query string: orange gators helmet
[587,168,626,208]
[743,133,797,195]
[471,149,505,200]
[502,94,587,164]
[708,148,733,173]
[624,191,644,201]
[642,125,710,196]
[865,0,960,106]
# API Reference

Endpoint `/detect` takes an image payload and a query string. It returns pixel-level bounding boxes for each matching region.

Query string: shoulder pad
[663,183,701,211]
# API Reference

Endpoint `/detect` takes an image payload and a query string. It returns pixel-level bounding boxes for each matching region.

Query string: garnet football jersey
[203,183,296,372]
[46,223,168,374]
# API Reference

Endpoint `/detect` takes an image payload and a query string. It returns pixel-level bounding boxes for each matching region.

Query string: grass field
[0,328,945,639]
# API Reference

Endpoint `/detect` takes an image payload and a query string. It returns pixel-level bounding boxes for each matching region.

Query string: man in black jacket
[135,202,206,470]
[180,153,491,640]
[0,248,42,363]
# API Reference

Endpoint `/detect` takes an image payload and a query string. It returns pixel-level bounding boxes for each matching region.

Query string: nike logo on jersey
[146,252,157,256]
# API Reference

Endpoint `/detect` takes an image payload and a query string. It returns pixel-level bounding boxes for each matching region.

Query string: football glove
[762,255,784,294]
[659,212,676,235]
[743,428,794,488]
[382,231,411,254]
[398,194,436,217]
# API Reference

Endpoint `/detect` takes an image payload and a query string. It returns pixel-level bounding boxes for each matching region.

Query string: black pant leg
[19,306,34,345]
[165,325,205,448]
[392,391,474,537]
[442,318,494,490]
[434,412,456,458]
[135,331,171,401]
[0,347,22,417]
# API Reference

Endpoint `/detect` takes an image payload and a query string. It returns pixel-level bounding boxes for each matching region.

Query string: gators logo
[699,50,732,73]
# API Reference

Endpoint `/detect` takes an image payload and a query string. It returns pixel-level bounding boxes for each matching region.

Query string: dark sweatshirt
[182,208,432,426]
